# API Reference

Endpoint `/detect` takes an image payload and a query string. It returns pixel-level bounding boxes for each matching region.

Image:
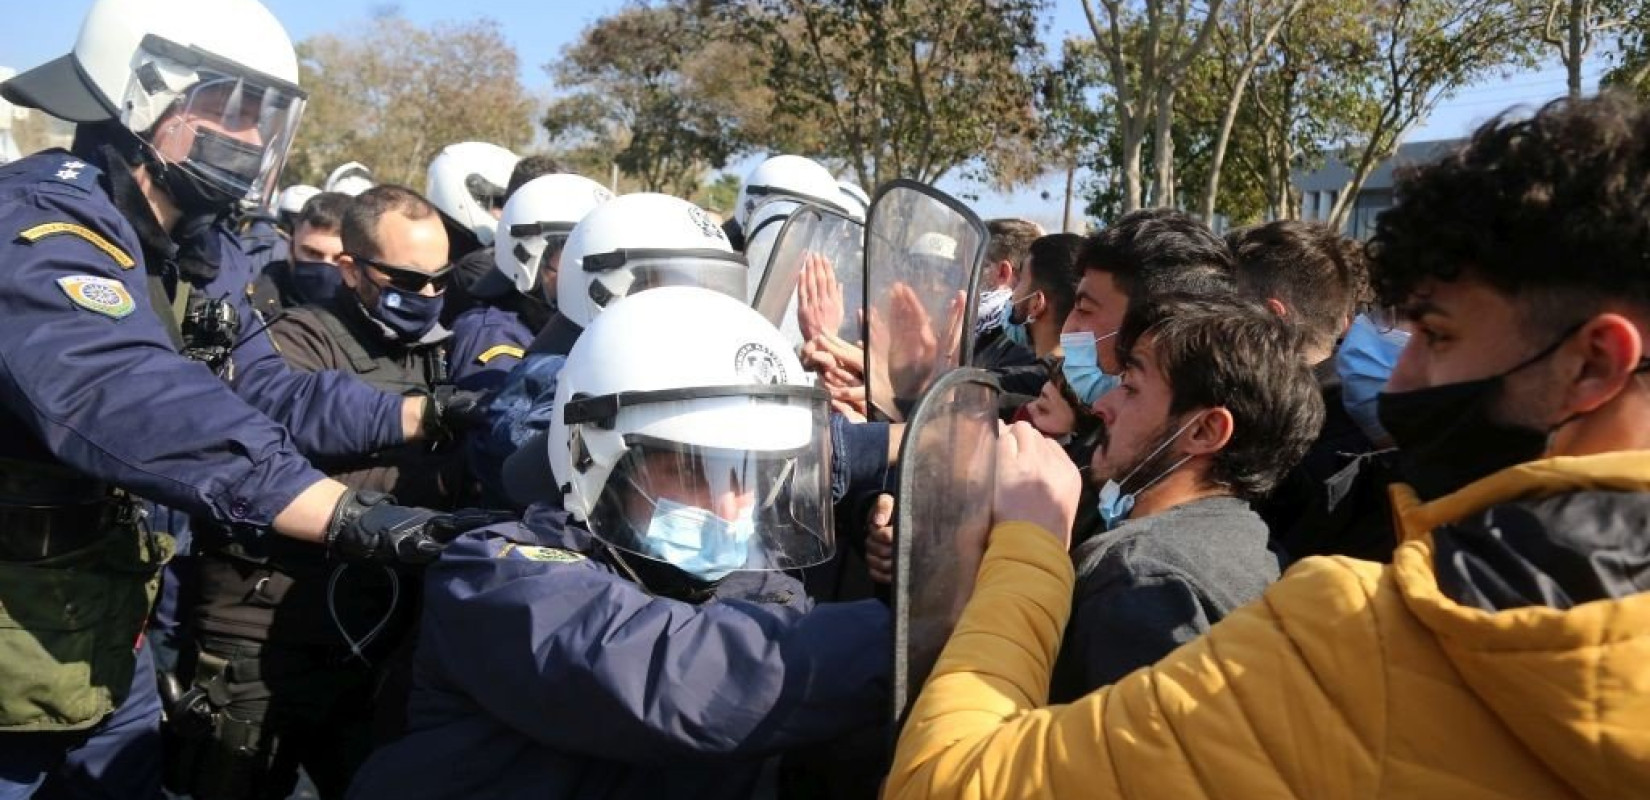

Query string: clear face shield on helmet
[583,248,750,308]
[565,386,835,582]
[121,34,305,209]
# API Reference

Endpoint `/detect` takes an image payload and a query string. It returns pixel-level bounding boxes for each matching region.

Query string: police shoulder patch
[19,222,136,269]
[477,344,526,365]
[56,275,136,319]
[498,543,587,564]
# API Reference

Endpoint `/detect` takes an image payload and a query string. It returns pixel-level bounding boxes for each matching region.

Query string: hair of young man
[341,184,438,262]
[295,191,352,235]
[1369,92,1650,335]
[1227,220,1369,356]
[1116,293,1326,500]
[1024,233,1086,325]
[1079,208,1237,302]
[985,218,1043,275]
[505,154,568,200]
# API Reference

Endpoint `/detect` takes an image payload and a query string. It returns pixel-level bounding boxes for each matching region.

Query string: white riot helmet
[427,142,519,247]
[733,155,848,233]
[0,0,306,210]
[837,181,870,222]
[275,183,319,229]
[557,193,747,329]
[324,162,373,196]
[544,286,834,582]
[494,174,613,297]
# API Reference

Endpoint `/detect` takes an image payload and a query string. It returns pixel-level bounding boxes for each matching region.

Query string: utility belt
[0,489,173,732]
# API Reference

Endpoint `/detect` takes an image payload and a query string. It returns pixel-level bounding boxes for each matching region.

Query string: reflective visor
[584,394,834,575]
[123,35,306,209]
[584,249,749,306]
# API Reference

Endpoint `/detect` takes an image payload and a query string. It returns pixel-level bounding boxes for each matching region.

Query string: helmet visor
[585,249,749,307]
[122,36,306,209]
[584,393,833,577]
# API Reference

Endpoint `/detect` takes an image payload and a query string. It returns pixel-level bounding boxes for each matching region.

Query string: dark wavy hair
[1117,294,1325,500]
[1370,92,1650,331]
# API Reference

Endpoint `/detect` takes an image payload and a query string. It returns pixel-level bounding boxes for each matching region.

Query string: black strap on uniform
[313,303,381,375]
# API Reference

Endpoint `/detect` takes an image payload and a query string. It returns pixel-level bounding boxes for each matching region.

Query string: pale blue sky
[2,0,1608,228]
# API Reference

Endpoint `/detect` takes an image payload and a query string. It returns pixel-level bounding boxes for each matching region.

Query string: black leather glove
[324,490,512,564]
[422,385,490,439]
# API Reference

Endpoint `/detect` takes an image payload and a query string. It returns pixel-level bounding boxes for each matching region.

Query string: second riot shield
[890,368,1000,732]
[862,180,988,422]
[751,202,866,346]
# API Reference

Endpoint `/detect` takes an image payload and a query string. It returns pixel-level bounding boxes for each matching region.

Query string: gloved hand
[422,385,491,438]
[325,489,513,564]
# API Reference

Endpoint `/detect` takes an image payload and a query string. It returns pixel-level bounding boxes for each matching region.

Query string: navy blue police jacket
[348,502,891,799]
[448,303,532,392]
[0,150,392,527]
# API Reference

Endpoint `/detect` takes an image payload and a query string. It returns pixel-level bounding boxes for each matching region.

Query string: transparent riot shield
[751,202,866,346]
[862,180,988,422]
[890,368,1000,731]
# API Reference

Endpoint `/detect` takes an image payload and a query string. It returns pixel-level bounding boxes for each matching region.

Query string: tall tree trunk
[1151,87,1176,208]
[1062,161,1077,232]
[1567,0,1586,98]
[1201,0,1305,222]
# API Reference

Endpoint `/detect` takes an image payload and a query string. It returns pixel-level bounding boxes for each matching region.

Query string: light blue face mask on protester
[1335,313,1411,444]
[996,290,1039,350]
[640,498,755,582]
[1059,329,1121,406]
[1096,416,1199,531]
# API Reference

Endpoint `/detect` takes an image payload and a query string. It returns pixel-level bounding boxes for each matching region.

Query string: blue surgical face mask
[289,259,343,306]
[1059,329,1121,406]
[998,290,1039,350]
[1096,416,1199,531]
[1336,313,1410,443]
[373,285,444,342]
[640,498,755,582]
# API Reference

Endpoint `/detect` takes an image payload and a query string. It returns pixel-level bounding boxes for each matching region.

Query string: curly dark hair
[1369,92,1650,328]
[1117,294,1325,501]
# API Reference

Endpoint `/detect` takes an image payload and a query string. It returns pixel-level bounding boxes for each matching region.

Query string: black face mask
[1377,327,1577,501]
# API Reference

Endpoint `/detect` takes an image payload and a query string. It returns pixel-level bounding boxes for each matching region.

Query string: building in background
[1294,139,1462,240]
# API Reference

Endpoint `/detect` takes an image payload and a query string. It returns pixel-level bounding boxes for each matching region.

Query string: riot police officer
[0,1,484,796]
[349,287,890,799]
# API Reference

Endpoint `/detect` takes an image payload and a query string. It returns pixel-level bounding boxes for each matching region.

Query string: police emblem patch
[687,204,726,243]
[56,275,135,319]
[734,342,787,385]
[499,543,587,564]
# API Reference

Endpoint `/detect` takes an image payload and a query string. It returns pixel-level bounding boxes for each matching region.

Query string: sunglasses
[349,254,454,292]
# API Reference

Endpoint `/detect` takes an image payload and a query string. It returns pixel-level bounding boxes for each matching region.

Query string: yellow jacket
[887,453,1650,799]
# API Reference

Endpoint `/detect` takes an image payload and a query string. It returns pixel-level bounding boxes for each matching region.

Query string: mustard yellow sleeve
[885,529,1390,800]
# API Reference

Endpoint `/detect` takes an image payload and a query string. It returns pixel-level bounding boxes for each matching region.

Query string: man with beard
[887,93,1650,800]
[1049,294,1323,697]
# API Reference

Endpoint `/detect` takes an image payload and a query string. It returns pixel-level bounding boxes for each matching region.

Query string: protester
[1228,220,1380,561]
[886,92,1650,799]
[1051,294,1323,697]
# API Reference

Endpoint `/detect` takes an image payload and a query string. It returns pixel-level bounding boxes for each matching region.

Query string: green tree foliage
[720,0,1046,189]
[286,12,536,188]
[542,4,762,197]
